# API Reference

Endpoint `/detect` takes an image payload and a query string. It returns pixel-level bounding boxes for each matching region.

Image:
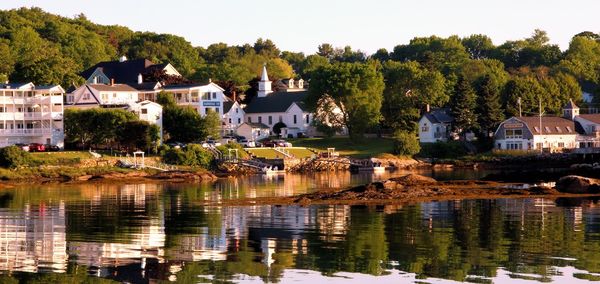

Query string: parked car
[238,138,256,148]
[29,143,46,152]
[221,135,237,144]
[201,139,222,148]
[273,139,292,147]
[166,142,185,149]
[14,143,30,152]
[261,139,277,148]
[44,144,60,152]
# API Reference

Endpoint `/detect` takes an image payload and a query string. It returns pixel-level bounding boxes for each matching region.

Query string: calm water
[0,171,598,283]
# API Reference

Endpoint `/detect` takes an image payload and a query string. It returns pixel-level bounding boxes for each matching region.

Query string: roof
[423,108,454,124]
[242,122,270,129]
[261,65,269,81]
[223,101,234,113]
[126,82,161,91]
[578,114,600,124]
[0,82,32,89]
[244,91,308,114]
[162,83,206,90]
[564,99,579,109]
[516,116,578,135]
[88,84,138,92]
[80,58,167,84]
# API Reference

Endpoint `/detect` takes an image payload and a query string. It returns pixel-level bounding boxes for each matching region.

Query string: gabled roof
[564,99,579,109]
[80,58,169,84]
[423,108,454,124]
[516,116,578,135]
[223,101,234,113]
[578,114,600,124]
[244,91,308,114]
[126,82,162,91]
[241,122,270,129]
[0,82,34,89]
[88,84,138,92]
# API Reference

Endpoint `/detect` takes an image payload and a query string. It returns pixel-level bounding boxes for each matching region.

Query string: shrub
[216,143,250,159]
[0,146,31,168]
[161,144,214,168]
[418,141,467,159]
[393,131,421,156]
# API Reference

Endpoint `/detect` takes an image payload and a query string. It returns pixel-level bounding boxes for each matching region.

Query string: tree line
[2,7,600,146]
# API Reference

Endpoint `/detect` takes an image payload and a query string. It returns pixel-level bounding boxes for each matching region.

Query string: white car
[239,139,256,148]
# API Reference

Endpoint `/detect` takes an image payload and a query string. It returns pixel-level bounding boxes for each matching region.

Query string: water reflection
[0,173,598,283]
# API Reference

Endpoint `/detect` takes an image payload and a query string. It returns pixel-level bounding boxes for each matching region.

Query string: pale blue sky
[1,0,599,54]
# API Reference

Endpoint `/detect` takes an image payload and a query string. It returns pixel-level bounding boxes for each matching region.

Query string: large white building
[418,108,454,143]
[494,100,600,152]
[0,82,65,148]
[241,65,314,138]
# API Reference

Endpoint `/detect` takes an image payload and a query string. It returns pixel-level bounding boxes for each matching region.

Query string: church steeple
[258,63,272,97]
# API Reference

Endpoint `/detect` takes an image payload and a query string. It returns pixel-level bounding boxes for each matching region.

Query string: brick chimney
[110,78,115,86]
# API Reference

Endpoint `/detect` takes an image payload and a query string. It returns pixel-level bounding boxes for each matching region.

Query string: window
[534,126,540,133]
[422,123,429,132]
[566,126,572,133]
[16,123,23,129]
[141,109,148,114]
[26,123,34,129]
[0,124,4,129]
[293,115,297,124]
[258,116,262,123]
[0,107,5,113]
[248,117,252,123]
[306,114,310,124]
[536,142,543,149]
[505,129,523,139]
[235,108,239,114]
[205,108,210,114]
[558,142,565,148]
[17,107,23,113]
[268,116,272,125]
[238,118,241,124]
[212,92,217,99]
[67,95,74,103]
[555,126,562,133]
[544,126,551,133]
[83,93,91,100]
[228,118,232,123]
[279,115,283,122]
[215,108,219,113]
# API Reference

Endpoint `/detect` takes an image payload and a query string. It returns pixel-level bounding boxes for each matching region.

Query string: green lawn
[245,147,317,159]
[29,151,94,166]
[288,137,394,158]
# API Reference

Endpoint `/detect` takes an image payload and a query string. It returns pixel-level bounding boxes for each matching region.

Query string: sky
[1,0,600,54]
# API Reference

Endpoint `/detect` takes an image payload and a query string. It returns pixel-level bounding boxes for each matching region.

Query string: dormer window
[298,79,304,89]
[566,126,572,132]
[534,126,540,133]
[544,126,551,133]
[289,79,294,89]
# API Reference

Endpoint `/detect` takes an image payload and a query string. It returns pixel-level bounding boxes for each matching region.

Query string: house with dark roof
[80,56,180,85]
[222,101,245,135]
[418,108,455,143]
[236,122,270,141]
[242,66,314,138]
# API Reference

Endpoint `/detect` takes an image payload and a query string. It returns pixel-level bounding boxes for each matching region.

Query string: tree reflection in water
[0,182,598,283]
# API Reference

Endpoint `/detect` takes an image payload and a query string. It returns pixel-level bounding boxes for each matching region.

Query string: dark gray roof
[564,99,579,109]
[126,82,161,91]
[244,122,270,129]
[1,82,30,89]
[80,59,168,84]
[223,101,234,113]
[517,116,578,135]
[162,83,206,90]
[423,108,454,124]
[244,91,308,114]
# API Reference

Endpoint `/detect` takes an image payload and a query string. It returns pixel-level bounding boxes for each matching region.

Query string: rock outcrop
[556,175,600,194]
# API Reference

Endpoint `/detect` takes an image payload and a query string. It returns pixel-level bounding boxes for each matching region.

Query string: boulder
[556,175,600,194]
[389,174,437,186]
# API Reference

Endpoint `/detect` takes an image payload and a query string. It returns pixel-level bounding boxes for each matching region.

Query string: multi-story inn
[0,82,65,148]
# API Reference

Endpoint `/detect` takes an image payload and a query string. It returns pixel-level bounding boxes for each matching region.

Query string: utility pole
[539,97,543,154]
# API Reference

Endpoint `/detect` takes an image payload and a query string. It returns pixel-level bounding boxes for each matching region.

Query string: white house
[126,100,164,142]
[66,84,140,107]
[222,101,245,135]
[236,122,270,141]
[242,65,314,138]
[0,82,65,148]
[418,108,454,143]
[494,116,578,152]
[161,82,229,117]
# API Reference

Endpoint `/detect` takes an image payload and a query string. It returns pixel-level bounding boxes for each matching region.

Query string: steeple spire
[258,63,272,97]
[261,63,269,81]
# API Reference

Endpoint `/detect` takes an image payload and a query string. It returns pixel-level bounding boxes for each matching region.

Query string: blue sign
[202,101,221,107]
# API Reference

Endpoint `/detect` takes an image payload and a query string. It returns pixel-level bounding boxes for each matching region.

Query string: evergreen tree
[450,76,478,135]
[475,75,504,136]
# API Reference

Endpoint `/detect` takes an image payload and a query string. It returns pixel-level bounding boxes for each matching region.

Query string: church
[240,65,315,138]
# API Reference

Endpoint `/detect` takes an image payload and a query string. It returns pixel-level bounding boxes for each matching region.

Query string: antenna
[517,97,522,117]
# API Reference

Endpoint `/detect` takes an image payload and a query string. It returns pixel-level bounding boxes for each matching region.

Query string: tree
[462,34,495,59]
[156,91,177,107]
[475,75,504,136]
[450,76,478,135]
[393,131,421,156]
[162,106,206,142]
[0,146,31,168]
[381,61,447,133]
[391,35,470,74]
[118,121,160,151]
[203,109,222,139]
[308,62,384,140]
[371,48,390,62]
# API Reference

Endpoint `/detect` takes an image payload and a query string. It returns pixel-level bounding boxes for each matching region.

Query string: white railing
[0,129,53,136]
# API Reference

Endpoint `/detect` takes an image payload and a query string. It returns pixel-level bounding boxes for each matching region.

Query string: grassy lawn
[245,147,317,159]
[29,151,94,166]
[288,137,394,158]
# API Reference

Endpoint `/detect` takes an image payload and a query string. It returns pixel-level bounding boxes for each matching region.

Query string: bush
[393,131,420,156]
[0,146,31,168]
[418,141,467,159]
[161,144,214,168]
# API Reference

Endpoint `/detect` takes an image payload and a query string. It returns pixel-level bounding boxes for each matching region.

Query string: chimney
[119,55,127,62]
[426,104,430,113]
[232,91,237,102]
[138,73,143,84]
[92,76,98,84]
[110,78,115,86]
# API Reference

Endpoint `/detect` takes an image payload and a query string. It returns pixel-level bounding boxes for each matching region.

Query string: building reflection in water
[0,177,597,282]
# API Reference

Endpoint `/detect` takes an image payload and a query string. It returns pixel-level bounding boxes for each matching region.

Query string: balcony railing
[0,129,55,136]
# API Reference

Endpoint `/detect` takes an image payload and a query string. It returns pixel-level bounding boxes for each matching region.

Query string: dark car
[29,143,46,152]
[44,144,60,152]
[261,139,277,148]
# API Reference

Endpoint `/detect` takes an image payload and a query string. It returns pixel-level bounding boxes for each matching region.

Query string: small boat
[262,166,285,175]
